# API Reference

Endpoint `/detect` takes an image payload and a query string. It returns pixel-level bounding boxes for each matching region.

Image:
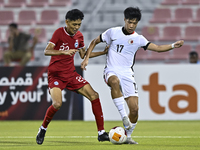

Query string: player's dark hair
[65,9,84,21]
[9,23,18,29]
[124,7,141,21]
[189,51,198,57]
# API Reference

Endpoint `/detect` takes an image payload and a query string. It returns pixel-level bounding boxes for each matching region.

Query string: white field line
[0,136,200,139]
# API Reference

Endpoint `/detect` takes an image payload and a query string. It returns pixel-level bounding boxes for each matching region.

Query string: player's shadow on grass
[47,140,111,145]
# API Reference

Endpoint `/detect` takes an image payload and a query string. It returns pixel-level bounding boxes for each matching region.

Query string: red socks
[42,105,58,128]
[42,99,104,132]
[91,98,104,131]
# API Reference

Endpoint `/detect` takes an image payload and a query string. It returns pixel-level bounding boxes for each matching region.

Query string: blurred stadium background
[0,2,200,149]
[0,0,199,66]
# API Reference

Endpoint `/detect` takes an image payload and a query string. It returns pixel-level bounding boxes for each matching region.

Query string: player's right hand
[64,49,78,56]
[81,59,88,70]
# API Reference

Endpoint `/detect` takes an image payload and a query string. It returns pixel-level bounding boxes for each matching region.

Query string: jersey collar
[63,26,76,37]
[122,27,135,35]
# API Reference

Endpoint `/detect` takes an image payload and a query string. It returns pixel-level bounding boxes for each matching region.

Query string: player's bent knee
[89,91,99,101]
[52,101,62,110]
[109,78,120,88]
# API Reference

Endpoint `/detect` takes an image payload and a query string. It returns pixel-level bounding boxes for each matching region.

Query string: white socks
[113,96,137,138]
[126,123,137,138]
[113,96,127,119]
[41,125,47,130]
[98,130,105,135]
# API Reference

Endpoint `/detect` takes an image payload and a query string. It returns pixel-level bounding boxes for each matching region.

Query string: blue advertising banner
[0,66,83,120]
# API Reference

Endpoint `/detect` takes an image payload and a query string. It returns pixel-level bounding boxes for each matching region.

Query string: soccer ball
[109,126,127,144]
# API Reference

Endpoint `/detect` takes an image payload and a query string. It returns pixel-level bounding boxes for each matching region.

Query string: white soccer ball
[109,126,127,144]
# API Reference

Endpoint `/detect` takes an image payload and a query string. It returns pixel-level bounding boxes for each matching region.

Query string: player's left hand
[174,40,184,48]
[103,45,109,54]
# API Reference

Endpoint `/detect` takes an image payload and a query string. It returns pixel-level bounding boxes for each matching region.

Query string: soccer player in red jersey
[36,9,109,145]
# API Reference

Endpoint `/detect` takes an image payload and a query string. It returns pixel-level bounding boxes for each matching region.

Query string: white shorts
[103,68,139,98]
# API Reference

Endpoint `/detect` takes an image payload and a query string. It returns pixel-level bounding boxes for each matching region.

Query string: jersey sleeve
[49,28,60,45]
[78,33,85,49]
[139,35,150,50]
[101,28,112,45]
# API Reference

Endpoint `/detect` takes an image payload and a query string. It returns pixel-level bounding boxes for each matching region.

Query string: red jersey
[47,27,84,81]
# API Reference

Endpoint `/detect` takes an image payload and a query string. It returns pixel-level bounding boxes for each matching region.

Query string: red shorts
[48,71,89,92]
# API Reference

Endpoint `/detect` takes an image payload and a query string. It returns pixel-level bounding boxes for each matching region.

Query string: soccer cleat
[98,132,110,142]
[36,127,46,145]
[122,116,132,130]
[124,137,138,144]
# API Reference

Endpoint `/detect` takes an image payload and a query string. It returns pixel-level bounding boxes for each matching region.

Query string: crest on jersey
[74,40,79,48]
[54,81,59,85]
[128,39,134,45]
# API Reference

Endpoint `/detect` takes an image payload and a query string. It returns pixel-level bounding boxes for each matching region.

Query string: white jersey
[101,27,149,72]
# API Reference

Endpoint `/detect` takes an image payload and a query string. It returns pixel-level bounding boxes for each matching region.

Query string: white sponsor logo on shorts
[76,76,87,83]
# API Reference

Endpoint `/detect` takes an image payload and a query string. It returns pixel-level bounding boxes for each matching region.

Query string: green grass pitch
[0,120,199,150]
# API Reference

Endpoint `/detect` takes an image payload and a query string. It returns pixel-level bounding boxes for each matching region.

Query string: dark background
[0,66,83,120]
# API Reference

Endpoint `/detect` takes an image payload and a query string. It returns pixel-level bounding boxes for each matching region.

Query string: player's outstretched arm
[147,40,184,52]
[79,47,86,59]
[79,45,108,59]
[81,36,101,70]
[44,42,78,56]
[89,45,109,58]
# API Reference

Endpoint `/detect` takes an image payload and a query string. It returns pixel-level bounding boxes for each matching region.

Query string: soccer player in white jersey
[81,7,184,144]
